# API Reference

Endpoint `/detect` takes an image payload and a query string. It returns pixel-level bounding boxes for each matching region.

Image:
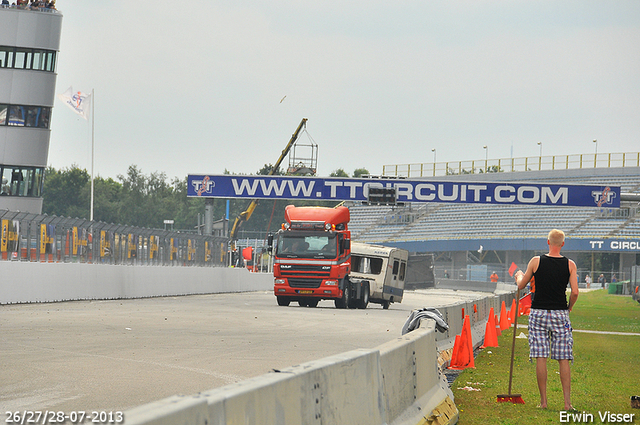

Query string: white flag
[57,86,92,120]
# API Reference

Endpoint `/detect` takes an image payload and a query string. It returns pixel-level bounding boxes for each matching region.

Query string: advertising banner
[205,241,211,262]
[127,234,137,259]
[73,227,78,256]
[170,238,178,261]
[187,175,620,208]
[1,219,19,254]
[40,224,54,255]
[101,231,113,257]
[150,236,159,260]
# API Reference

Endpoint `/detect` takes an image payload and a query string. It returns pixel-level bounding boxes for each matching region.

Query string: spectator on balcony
[1,178,10,195]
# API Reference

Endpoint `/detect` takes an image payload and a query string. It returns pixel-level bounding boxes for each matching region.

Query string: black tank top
[531,254,570,310]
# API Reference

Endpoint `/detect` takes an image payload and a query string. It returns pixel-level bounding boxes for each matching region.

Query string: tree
[41,163,345,236]
[480,165,503,173]
[330,168,349,177]
[169,176,205,231]
[257,164,284,176]
[117,165,149,227]
[352,168,369,178]
[42,165,90,218]
[91,177,122,224]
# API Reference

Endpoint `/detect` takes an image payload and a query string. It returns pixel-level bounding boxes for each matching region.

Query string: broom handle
[507,288,520,394]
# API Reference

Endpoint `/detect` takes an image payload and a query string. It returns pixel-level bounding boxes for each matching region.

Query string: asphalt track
[0,289,487,413]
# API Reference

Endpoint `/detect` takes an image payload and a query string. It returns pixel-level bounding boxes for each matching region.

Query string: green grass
[452,290,640,424]
[570,288,640,333]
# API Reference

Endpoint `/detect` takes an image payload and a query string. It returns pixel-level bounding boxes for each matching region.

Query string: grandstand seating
[349,168,640,244]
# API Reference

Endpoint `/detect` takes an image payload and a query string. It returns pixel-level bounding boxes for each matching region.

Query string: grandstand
[347,164,640,282]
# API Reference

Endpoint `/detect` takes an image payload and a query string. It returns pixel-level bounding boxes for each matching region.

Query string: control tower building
[0,5,62,214]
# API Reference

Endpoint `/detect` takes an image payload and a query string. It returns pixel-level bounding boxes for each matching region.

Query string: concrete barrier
[0,262,273,304]
[2,260,516,423]
[122,316,476,425]
[431,288,516,351]
[378,322,458,425]
[125,348,386,425]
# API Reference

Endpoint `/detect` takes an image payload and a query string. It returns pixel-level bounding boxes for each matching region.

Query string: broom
[497,288,525,404]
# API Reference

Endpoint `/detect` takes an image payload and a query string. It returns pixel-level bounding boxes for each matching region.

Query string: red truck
[270,205,370,309]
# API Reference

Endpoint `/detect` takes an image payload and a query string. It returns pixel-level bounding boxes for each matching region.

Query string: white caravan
[350,242,409,309]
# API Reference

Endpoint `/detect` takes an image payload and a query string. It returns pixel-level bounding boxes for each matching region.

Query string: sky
[49,0,640,182]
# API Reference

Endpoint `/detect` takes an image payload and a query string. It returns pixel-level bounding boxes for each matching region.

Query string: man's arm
[515,256,539,290]
[567,259,579,312]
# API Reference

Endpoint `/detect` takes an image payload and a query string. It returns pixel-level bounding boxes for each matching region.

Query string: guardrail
[1,209,227,267]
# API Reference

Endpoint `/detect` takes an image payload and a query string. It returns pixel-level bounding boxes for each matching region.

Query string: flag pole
[90,88,95,222]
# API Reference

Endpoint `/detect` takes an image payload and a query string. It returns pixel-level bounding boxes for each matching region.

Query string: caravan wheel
[356,282,369,309]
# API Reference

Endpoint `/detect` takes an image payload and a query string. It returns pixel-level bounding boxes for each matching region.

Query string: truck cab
[272,205,368,308]
[271,205,406,309]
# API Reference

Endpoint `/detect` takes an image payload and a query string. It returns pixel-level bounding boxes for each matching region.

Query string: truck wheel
[357,283,369,309]
[298,299,309,307]
[382,300,390,310]
[306,299,319,308]
[277,296,291,307]
[335,280,350,309]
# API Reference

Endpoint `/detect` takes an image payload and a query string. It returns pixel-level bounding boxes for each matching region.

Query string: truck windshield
[276,233,337,259]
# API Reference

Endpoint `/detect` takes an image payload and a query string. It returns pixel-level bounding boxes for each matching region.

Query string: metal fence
[1,209,228,267]
[433,263,627,288]
[383,152,640,178]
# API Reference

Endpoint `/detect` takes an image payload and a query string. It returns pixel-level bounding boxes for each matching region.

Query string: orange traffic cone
[499,301,509,331]
[481,308,498,348]
[509,299,516,322]
[495,314,502,336]
[448,335,461,369]
[448,315,475,370]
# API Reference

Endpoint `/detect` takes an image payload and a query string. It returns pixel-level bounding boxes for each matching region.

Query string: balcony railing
[383,152,640,178]
[0,4,59,13]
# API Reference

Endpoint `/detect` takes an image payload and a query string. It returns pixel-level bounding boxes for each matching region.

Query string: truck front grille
[287,278,323,288]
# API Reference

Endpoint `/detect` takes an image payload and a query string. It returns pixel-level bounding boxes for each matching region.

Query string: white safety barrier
[2,260,515,424]
[0,262,273,304]
[122,285,517,425]
[123,320,469,425]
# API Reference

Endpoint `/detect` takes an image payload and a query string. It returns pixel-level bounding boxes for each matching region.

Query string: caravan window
[399,262,406,281]
[392,260,399,275]
[352,255,383,274]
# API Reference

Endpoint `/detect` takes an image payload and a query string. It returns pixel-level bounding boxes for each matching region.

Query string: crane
[228,118,308,252]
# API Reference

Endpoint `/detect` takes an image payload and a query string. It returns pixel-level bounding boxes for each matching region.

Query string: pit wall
[0,262,273,304]
[123,284,516,425]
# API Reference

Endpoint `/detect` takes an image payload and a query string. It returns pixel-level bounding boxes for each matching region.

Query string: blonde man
[515,229,579,410]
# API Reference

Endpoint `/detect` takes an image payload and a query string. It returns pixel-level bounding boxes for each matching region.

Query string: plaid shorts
[528,308,573,360]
